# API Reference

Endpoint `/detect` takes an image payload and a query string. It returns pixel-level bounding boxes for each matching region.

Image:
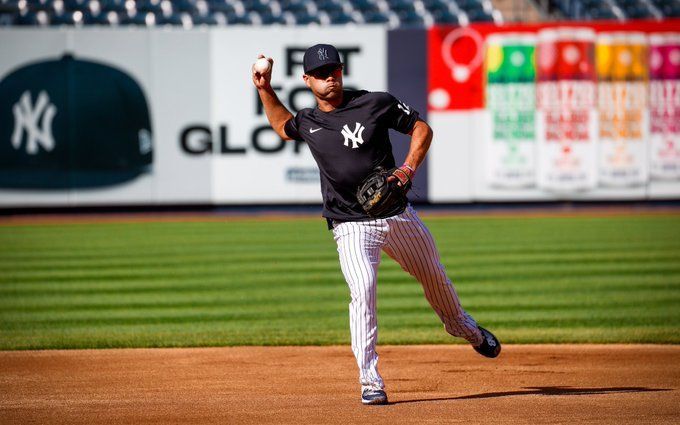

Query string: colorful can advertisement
[484,33,537,188]
[649,33,680,180]
[536,27,598,192]
[596,32,648,186]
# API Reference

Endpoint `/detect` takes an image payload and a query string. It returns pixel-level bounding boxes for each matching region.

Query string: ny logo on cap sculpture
[341,122,365,149]
[11,90,56,155]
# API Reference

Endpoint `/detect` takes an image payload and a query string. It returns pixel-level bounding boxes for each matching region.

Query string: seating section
[550,0,679,20]
[0,0,500,26]
[1,0,678,26]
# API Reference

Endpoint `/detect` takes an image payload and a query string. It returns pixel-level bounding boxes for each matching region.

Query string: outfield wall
[0,21,679,207]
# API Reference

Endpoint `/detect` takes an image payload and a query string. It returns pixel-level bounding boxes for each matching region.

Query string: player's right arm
[252,54,294,141]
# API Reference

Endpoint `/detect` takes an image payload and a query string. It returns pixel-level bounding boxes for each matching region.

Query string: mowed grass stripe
[3,293,677,326]
[2,239,677,265]
[2,287,677,323]
[1,214,679,349]
[2,271,678,300]
[3,248,679,275]
[3,257,680,282]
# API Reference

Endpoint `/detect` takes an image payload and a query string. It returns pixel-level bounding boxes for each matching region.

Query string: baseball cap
[0,54,153,189]
[303,44,343,74]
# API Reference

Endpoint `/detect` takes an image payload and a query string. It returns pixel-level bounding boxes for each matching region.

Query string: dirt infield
[1,345,678,424]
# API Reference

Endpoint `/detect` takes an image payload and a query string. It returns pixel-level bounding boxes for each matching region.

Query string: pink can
[650,34,680,80]
[649,33,680,180]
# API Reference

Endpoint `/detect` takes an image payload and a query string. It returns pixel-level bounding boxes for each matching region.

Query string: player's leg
[333,220,387,396]
[383,206,484,346]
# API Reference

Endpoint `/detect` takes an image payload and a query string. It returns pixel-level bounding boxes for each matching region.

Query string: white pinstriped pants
[332,206,483,391]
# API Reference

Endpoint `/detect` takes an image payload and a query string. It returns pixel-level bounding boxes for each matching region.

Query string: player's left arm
[403,119,433,173]
[389,119,432,187]
[379,93,430,187]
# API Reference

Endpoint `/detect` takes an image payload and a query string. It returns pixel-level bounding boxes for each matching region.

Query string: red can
[555,28,596,81]
[537,28,595,81]
[537,28,558,82]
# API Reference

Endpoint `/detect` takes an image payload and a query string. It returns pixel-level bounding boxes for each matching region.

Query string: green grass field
[1,213,679,350]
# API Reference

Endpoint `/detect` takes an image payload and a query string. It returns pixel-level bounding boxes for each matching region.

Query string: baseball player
[252,44,500,405]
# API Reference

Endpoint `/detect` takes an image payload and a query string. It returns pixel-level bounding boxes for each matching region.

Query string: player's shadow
[390,386,671,405]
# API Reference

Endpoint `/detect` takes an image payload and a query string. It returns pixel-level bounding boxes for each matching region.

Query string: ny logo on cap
[11,90,56,155]
[341,122,365,149]
[318,48,329,61]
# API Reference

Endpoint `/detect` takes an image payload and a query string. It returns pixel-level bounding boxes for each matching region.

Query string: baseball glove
[356,167,411,218]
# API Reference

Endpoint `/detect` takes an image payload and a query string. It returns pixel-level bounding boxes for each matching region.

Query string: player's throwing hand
[251,54,273,90]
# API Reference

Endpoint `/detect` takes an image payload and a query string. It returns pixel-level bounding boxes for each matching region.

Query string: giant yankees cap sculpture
[0,54,153,189]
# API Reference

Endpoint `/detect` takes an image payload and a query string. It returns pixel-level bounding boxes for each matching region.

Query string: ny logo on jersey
[341,122,365,149]
[397,102,410,115]
[11,90,57,155]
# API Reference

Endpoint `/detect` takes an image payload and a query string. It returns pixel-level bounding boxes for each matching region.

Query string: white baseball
[253,57,271,74]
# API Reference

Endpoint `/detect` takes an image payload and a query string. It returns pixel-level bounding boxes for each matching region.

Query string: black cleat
[473,326,501,358]
[361,388,388,405]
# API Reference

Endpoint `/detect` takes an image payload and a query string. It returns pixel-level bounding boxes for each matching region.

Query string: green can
[486,34,536,84]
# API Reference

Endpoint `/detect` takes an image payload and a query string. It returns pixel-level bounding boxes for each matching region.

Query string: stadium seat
[456,0,483,10]
[430,8,458,24]
[208,0,236,15]
[174,0,198,14]
[350,0,380,13]
[225,11,251,24]
[316,0,346,14]
[86,9,120,24]
[100,0,127,13]
[324,9,354,23]
[627,6,652,18]
[27,0,56,12]
[192,13,216,24]
[425,1,453,17]
[63,0,88,11]
[421,0,450,8]
[361,9,387,23]
[136,0,162,14]
[292,9,321,24]
[397,9,428,26]
[51,9,88,24]
[15,9,50,24]
[155,11,179,24]
[0,12,19,25]
[0,0,24,14]
[119,10,157,25]
[466,8,493,21]
[201,10,227,24]
[664,3,680,17]
[389,1,417,15]
[280,0,314,15]
[258,9,286,24]
[242,0,272,14]
[586,6,616,19]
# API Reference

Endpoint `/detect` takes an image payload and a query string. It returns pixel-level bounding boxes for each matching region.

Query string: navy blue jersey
[284,90,419,221]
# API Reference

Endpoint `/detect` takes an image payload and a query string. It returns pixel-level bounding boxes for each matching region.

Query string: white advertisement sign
[0,28,214,207]
[210,27,386,203]
[0,27,385,207]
